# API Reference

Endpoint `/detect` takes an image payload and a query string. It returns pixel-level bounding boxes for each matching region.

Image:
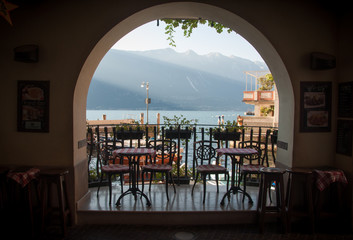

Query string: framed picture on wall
[338,81,353,118]
[300,81,331,132]
[17,80,50,132]
[336,120,353,156]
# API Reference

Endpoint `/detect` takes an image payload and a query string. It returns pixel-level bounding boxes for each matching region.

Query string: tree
[257,73,275,91]
[161,19,232,47]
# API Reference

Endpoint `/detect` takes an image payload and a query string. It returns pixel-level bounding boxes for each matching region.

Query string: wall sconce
[14,44,39,62]
[310,52,336,70]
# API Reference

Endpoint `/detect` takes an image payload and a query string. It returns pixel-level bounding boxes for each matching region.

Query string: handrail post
[87,127,93,182]
[192,127,197,180]
[184,126,189,179]
[177,125,181,184]
[113,127,116,148]
[95,126,101,180]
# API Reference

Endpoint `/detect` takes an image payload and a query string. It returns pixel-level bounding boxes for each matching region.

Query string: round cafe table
[113,148,156,206]
[216,148,258,205]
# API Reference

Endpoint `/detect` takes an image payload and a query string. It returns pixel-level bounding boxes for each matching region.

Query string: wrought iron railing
[86,124,278,188]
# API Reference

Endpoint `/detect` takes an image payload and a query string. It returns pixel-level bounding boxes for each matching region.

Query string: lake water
[86,110,246,125]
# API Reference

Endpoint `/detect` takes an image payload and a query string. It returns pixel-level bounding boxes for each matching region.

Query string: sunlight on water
[87,110,246,125]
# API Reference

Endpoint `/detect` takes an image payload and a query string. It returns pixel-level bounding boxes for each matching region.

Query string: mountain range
[87,48,268,111]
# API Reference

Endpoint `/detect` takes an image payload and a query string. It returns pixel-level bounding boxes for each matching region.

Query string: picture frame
[338,81,353,118]
[300,81,331,132]
[17,80,50,132]
[336,120,353,156]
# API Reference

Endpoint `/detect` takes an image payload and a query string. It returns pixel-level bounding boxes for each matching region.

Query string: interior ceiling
[5,0,350,17]
[315,0,351,17]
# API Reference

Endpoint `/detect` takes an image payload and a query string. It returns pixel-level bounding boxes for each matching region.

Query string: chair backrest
[193,140,219,167]
[238,140,263,165]
[238,129,271,166]
[98,140,124,166]
[148,140,177,165]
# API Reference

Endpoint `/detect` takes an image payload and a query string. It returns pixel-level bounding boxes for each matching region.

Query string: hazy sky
[112,21,264,62]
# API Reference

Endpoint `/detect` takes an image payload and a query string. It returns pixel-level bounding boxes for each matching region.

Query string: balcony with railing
[243,90,275,104]
[86,125,277,184]
[77,123,278,224]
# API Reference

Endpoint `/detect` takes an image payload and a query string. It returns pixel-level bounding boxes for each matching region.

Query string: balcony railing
[86,124,278,188]
[243,90,275,102]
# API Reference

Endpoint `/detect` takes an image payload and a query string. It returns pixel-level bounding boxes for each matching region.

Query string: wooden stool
[286,168,314,233]
[257,167,286,233]
[6,168,40,238]
[313,168,348,230]
[40,169,71,236]
[0,168,9,210]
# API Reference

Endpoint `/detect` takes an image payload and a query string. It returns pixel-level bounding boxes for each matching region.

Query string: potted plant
[163,115,198,140]
[260,105,274,117]
[115,123,144,139]
[165,128,192,139]
[213,120,242,141]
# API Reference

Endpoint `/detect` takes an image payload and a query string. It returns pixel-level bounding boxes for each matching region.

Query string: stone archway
[73,2,294,192]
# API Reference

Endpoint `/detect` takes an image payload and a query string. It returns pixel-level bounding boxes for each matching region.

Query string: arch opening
[74,2,294,185]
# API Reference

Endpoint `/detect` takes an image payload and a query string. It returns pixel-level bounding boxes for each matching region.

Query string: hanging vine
[160,19,233,47]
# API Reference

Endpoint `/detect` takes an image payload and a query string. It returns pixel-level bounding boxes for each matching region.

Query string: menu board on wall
[300,82,331,132]
[17,81,50,132]
[338,82,353,118]
[336,120,353,156]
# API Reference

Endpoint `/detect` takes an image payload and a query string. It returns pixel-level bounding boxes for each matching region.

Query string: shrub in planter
[165,129,192,139]
[213,130,241,141]
[213,120,243,140]
[115,123,144,139]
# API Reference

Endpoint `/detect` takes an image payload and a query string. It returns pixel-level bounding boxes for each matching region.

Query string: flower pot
[213,131,240,141]
[165,129,192,139]
[116,130,144,139]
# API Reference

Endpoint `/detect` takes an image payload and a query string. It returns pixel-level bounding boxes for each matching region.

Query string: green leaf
[160,19,232,47]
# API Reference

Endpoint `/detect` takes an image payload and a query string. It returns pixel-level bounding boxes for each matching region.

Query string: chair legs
[96,174,104,197]
[216,174,219,193]
[191,172,207,204]
[169,172,176,194]
[191,172,199,196]
[192,172,229,204]
[165,173,169,201]
[202,174,207,204]
[242,172,269,203]
[149,173,153,192]
[242,172,248,202]
[119,173,124,194]
[97,172,124,205]
[107,173,112,205]
[140,172,153,192]
[142,171,175,201]
[141,171,146,193]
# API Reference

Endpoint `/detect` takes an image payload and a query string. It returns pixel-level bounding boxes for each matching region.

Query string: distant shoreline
[86,109,249,125]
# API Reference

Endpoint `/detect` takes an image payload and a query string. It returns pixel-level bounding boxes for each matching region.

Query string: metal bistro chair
[96,141,130,205]
[192,140,229,204]
[141,140,177,201]
[239,129,271,202]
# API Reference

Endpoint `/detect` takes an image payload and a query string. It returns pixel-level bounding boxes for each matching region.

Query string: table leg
[220,156,253,205]
[116,155,151,207]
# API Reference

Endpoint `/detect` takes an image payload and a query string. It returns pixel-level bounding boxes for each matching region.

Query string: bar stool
[6,167,40,238]
[313,168,348,230]
[257,167,286,233]
[40,169,71,236]
[0,168,9,210]
[286,168,314,233]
